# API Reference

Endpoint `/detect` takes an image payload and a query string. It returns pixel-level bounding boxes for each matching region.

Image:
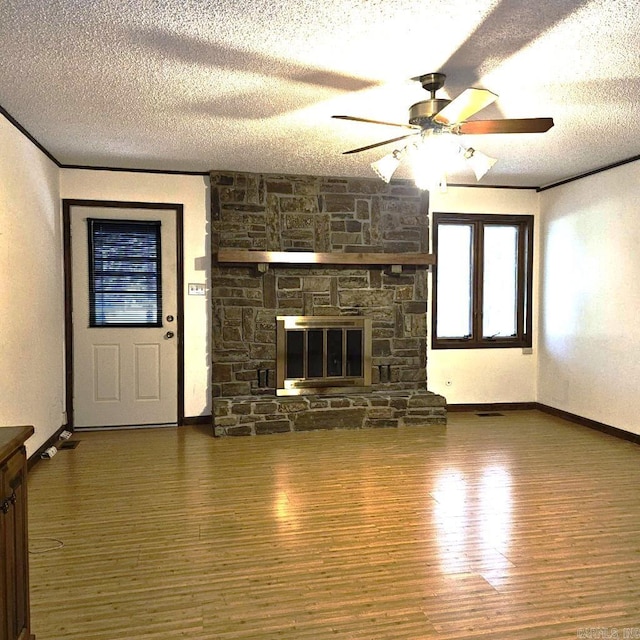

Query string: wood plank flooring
[27,411,640,639]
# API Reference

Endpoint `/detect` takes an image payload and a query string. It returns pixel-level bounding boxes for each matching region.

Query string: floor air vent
[476,412,504,417]
[59,440,80,449]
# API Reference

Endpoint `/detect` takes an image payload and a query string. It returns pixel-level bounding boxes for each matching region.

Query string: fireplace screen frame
[276,316,372,396]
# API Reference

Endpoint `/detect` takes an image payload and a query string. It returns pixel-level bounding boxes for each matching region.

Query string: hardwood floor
[27,411,640,639]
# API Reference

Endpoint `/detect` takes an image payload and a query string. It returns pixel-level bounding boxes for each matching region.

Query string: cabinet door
[1,447,30,640]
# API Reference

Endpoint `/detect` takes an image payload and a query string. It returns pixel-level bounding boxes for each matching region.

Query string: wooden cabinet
[0,426,34,640]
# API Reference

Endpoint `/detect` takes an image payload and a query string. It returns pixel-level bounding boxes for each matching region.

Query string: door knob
[165,331,175,339]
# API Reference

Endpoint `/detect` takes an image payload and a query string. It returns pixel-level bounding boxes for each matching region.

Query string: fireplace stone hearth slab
[213,391,446,437]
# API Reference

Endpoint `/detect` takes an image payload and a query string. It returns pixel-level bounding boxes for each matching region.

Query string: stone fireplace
[211,170,446,436]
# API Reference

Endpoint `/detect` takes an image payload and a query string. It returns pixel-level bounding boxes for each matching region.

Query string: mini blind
[88,219,162,327]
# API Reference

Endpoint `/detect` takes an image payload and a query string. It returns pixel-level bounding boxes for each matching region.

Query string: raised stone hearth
[210,170,446,435]
[214,391,446,436]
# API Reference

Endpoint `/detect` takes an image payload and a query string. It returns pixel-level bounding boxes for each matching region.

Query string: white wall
[59,170,211,419]
[0,117,64,456]
[427,186,540,404]
[10,105,635,442]
[538,161,640,435]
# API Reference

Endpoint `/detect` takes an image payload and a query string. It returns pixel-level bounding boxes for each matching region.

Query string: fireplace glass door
[277,316,372,396]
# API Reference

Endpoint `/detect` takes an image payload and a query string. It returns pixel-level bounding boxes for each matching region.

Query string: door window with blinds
[87,218,162,327]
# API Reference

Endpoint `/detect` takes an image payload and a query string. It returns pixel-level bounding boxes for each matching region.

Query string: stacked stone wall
[210,170,446,433]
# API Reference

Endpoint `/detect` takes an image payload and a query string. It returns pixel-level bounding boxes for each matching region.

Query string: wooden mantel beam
[217,249,435,266]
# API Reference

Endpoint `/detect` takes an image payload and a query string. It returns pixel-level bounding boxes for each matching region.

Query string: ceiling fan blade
[333,115,419,131]
[342,133,418,155]
[433,88,498,125]
[458,117,554,134]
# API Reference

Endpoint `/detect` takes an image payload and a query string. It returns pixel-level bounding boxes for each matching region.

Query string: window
[432,212,533,349]
[88,219,162,327]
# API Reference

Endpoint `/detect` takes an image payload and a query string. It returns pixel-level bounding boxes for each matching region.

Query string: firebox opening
[276,316,372,396]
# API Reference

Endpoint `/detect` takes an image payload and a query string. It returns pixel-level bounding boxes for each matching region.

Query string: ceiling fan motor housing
[409,99,451,126]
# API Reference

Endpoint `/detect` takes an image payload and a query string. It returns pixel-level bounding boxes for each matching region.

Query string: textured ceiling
[1,0,639,188]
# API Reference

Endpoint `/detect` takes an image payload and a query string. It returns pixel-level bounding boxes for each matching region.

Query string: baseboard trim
[182,415,212,426]
[447,402,640,446]
[28,425,68,470]
[29,418,210,465]
[446,402,537,412]
[535,403,640,445]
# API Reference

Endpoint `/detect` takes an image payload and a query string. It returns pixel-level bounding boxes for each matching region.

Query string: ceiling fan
[332,73,554,186]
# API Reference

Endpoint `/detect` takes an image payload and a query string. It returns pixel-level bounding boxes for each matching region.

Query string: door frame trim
[63,199,185,428]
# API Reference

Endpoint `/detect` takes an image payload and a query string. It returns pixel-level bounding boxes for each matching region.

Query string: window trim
[431,212,534,349]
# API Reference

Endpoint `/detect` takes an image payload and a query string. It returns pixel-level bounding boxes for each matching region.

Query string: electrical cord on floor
[29,537,64,554]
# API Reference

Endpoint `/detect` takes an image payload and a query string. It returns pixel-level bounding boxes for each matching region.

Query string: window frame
[431,212,534,349]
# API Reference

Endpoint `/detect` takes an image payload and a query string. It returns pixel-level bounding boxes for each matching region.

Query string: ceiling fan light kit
[409,130,459,192]
[463,147,498,181]
[370,148,405,183]
[334,72,553,190]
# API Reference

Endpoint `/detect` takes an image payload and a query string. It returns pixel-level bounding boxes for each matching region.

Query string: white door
[71,206,178,428]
